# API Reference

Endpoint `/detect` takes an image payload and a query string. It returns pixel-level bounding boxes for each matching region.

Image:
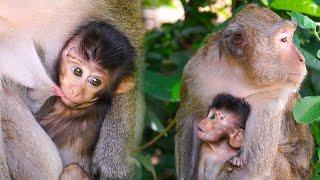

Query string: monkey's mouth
[60,96,79,107]
[289,72,305,76]
[59,89,79,107]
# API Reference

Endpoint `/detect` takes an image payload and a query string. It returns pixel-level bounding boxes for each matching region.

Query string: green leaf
[310,123,320,145]
[313,161,320,179]
[317,49,320,58]
[144,70,181,102]
[271,0,320,17]
[133,153,157,180]
[293,96,320,123]
[133,159,143,180]
[146,109,165,132]
[301,48,320,71]
[289,12,317,29]
[260,0,269,7]
[171,82,180,102]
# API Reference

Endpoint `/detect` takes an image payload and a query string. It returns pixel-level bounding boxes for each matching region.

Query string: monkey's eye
[210,113,216,120]
[72,67,83,77]
[280,37,288,43]
[88,77,102,87]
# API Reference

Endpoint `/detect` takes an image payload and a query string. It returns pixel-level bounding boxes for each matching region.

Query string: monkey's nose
[70,88,81,97]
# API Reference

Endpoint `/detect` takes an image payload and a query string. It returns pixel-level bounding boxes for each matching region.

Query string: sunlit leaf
[260,0,269,6]
[271,0,320,17]
[293,96,320,123]
[317,49,320,58]
[146,109,165,132]
[289,12,317,29]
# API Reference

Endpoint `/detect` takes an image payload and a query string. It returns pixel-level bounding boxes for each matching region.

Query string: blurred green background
[134,0,320,179]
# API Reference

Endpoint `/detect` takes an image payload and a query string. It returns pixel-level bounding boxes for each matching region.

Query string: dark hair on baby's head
[60,21,136,105]
[210,93,251,126]
[75,21,135,85]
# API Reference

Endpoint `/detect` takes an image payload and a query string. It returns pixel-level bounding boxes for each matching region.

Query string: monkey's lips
[289,72,306,82]
[289,72,305,77]
[60,96,78,107]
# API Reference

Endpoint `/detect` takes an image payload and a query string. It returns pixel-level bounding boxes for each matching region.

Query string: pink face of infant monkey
[197,94,251,170]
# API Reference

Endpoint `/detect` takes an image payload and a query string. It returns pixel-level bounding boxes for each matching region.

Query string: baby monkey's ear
[115,76,136,94]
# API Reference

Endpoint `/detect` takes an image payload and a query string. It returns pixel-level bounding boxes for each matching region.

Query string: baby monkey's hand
[229,128,244,148]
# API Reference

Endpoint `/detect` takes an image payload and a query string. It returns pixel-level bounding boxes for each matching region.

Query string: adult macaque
[36,21,135,178]
[0,1,143,179]
[197,93,251,180]
[175,4,314,180]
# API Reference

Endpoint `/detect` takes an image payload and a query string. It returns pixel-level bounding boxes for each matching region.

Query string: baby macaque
[36,21,135,178]
[197,93,251,178]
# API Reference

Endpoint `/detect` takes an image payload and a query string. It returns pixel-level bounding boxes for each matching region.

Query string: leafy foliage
[135,0,320,179]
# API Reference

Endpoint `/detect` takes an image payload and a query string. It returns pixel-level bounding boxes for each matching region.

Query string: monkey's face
[248,21,306,87]
[58,46,109,108]
[198,108,237,133]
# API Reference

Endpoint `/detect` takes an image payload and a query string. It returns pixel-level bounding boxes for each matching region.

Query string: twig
[134,119,176,152]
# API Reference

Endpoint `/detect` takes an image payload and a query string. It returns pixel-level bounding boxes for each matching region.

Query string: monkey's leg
[2,87,62,180]
[92,91,136,179]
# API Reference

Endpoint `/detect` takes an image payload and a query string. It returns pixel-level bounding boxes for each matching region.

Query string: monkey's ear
[115,76,136,94]
[222,23,247,57]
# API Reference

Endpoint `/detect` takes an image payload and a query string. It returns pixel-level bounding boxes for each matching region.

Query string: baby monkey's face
[198,108,238,132]
[58,40,109,108]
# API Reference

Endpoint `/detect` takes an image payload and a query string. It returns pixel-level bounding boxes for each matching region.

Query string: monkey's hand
[229,129,244,148]
[228,155,245,167]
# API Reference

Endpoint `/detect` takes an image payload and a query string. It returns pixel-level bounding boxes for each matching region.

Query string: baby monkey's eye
[88,77,102,87]
[72,67,83,77]
[209,112,216,120]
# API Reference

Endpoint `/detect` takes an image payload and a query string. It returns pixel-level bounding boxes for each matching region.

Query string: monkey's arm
[276,93,314,179]
[92,91,137,179]
[175,87,206,180]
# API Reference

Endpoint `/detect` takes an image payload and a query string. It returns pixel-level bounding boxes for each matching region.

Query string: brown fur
[59,163,90,180]
[36,98,106,174]
[175,4,313,180]
[0,0,144,179]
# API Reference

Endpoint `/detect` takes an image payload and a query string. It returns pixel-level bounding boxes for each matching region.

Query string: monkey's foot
[228,156,244,167]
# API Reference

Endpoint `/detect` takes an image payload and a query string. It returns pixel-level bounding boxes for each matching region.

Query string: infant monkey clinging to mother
[197,93,251,178]
[35,21,136,178]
